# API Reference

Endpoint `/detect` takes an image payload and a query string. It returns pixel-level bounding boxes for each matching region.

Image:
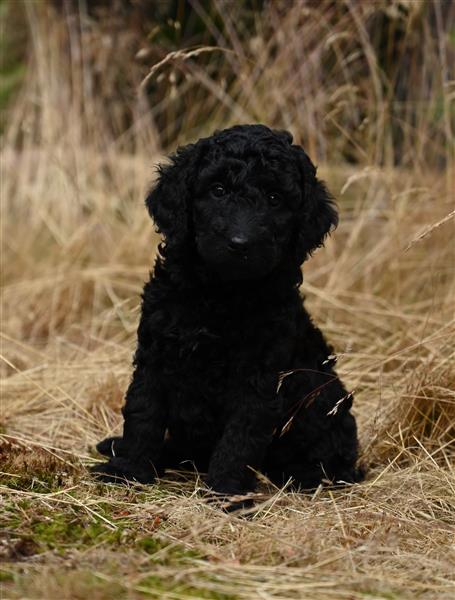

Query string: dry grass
[1,2,455,599]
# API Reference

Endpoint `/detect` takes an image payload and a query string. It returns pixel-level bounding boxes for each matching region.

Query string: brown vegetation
[1,1,454,598]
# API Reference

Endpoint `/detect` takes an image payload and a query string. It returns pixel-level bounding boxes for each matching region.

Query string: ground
[1,4,454,597]
[2,160,454,599]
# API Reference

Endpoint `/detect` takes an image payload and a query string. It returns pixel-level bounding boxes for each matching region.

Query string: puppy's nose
[228,235,249,253]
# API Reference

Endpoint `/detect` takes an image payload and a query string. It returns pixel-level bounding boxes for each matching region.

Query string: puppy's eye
[211,184,226,197]
[268,192,281,206]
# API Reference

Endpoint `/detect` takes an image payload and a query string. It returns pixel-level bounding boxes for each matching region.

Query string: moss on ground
[1,489,233,599]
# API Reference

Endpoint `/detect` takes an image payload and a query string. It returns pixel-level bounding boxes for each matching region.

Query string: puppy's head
[147,124,337,280]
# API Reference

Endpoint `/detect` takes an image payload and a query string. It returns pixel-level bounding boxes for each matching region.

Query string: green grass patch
[31,514,123,551]
[138,535,204,563]
[0,569,14,583]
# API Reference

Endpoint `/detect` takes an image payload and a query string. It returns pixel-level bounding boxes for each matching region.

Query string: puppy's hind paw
[95,436,125,457]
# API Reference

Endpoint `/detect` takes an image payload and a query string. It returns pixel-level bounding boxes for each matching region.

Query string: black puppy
[92,124,362,499]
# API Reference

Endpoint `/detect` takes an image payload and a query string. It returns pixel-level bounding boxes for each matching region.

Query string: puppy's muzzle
[228,235,250,255]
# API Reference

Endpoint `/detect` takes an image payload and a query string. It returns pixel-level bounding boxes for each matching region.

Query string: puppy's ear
[292,145,338,261]
[146,142,204,248]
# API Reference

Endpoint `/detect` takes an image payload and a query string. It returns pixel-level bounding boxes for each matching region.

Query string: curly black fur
[92,124,362,502]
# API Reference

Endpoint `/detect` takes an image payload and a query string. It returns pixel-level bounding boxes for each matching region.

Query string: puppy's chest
[157,304,273,381]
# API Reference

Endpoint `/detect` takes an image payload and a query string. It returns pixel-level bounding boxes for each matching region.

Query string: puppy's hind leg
[265,405,363,491]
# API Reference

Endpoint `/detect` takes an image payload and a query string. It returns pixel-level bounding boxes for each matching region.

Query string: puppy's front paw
[332,465,365,485]
[90,457,156,484]
[206,474,249,495]
[206,476,255,512]
[205,489,254,513]
[222,496,255,513]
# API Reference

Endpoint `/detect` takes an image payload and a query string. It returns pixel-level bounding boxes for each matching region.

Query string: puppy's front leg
[207,388,280,497]
[91,366,167,484]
